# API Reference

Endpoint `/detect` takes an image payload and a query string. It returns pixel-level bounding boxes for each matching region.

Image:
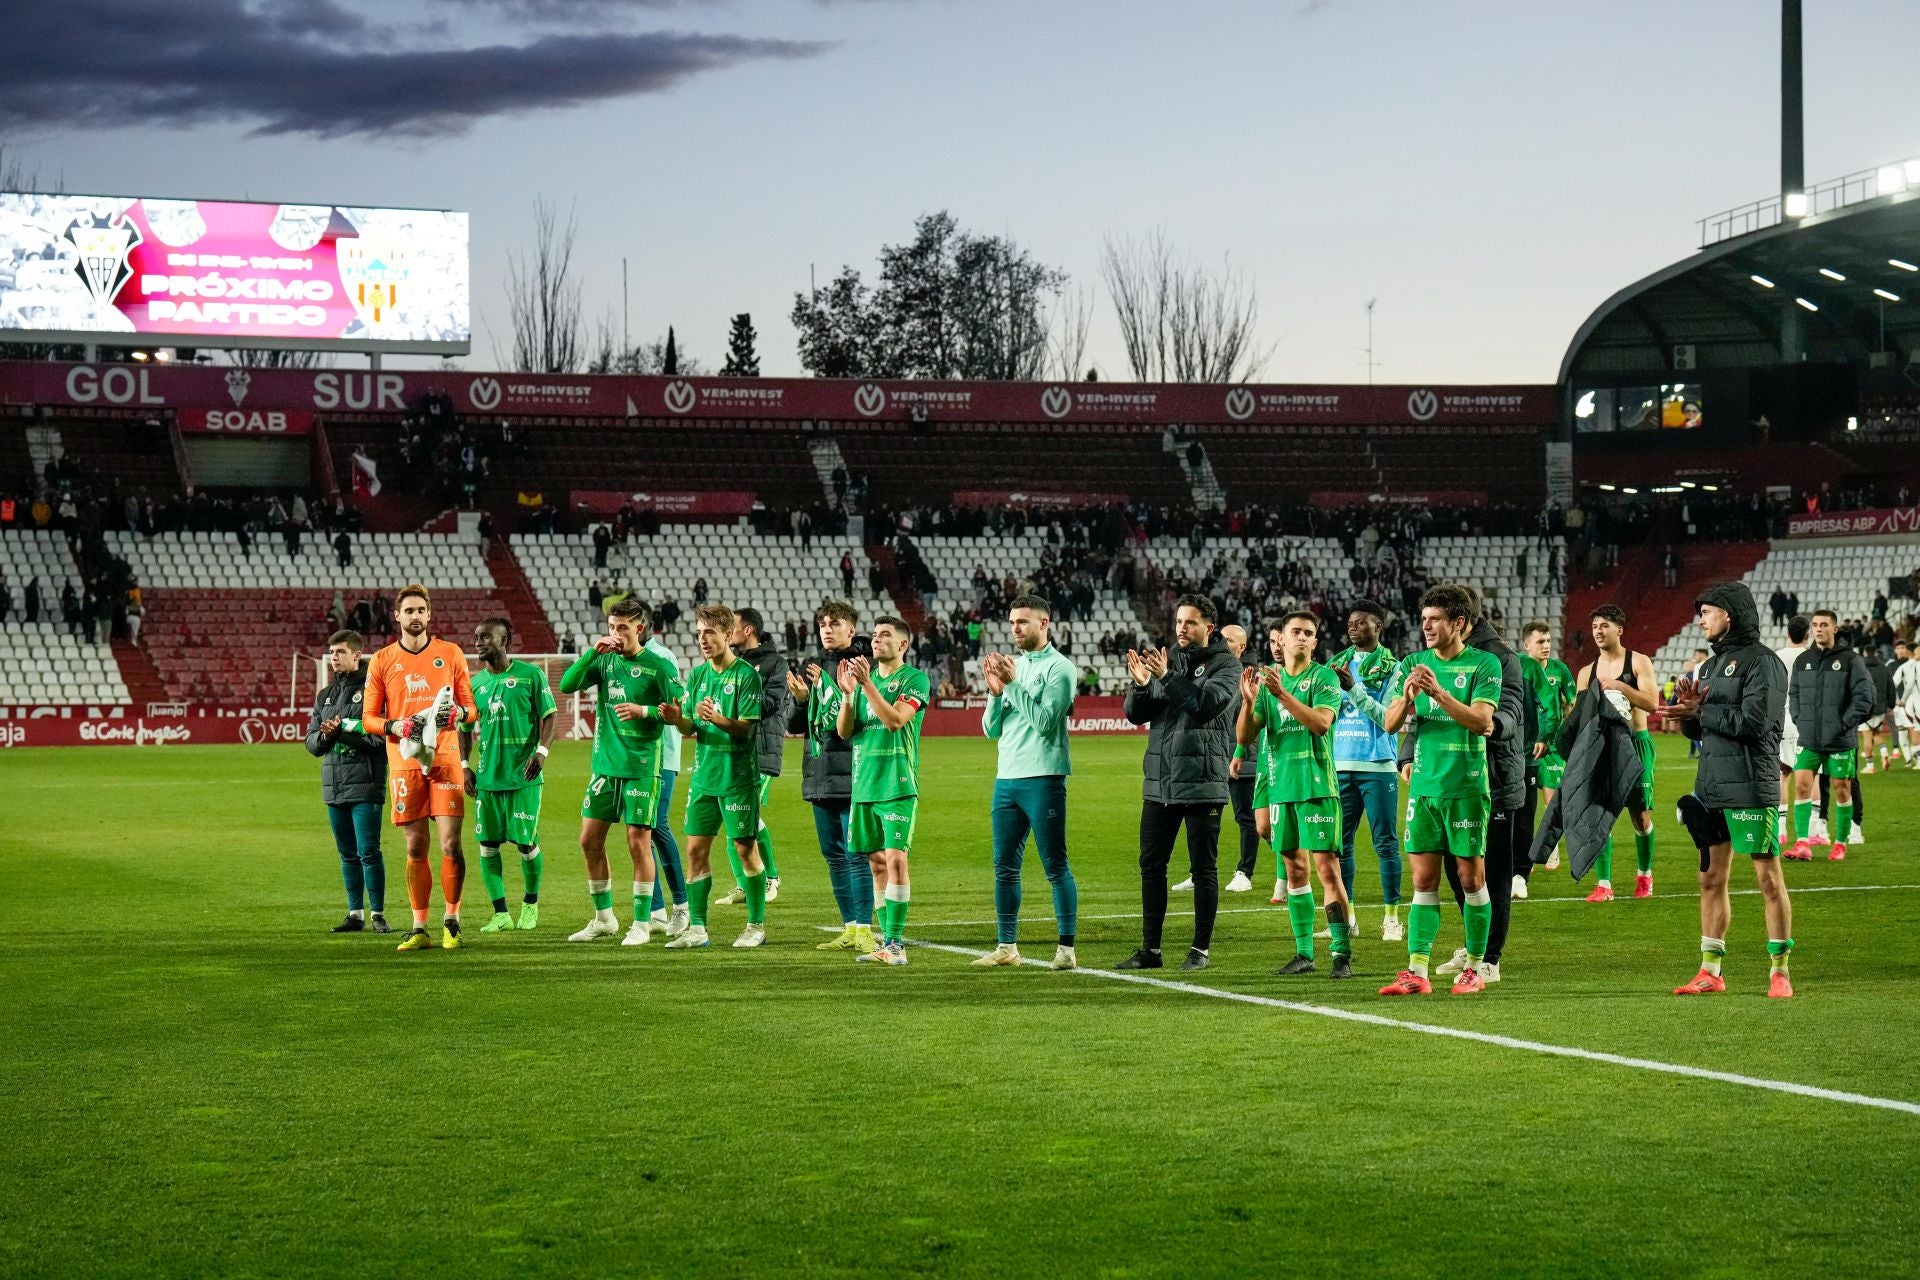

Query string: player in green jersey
[1237,612,1351,978]
[659,604,767,950]
[1517,621,1574,888]
[835,616,929,967]
[461,618,557,933]
[558,597,685,946]
[1377,585,1504,996]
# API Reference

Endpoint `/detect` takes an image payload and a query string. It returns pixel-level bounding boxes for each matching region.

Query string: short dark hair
[1008,593,1052,618]
[1523,620,1551,639]
[1692,647,1709,658]
[1173,593,1217,624]
[1278,610,1320,634]
[478,616,513,644]
[873,614,911,640]
[1456,582,1484,622]
[1590,604,1627,628]
[1348,598,1387,623]
[735,606,766,641]
[815,599,857,628]
[1787,613,1811,643]
[609,597,651,624]
[1812,608,1838,624]
[328,629,364,650]
[1420,584,1474,623]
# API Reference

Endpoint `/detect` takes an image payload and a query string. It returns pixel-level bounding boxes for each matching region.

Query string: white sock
[349,909,364,920]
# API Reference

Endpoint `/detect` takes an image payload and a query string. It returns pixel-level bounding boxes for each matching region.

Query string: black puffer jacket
[304,667,387,805]
[1124,631,1240,805]
[788,648,854,804]
[1467,617,1529,811]
[1682,582,1786,809]
[1530,689,1640,879]
[1790,643,1875,754]
[738,640,792,778]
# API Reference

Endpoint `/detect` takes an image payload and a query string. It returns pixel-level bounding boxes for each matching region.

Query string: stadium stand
[833,423,1193,509]
[0,530,131,705]
[1190,422,1548,507]
[513,525,901,671]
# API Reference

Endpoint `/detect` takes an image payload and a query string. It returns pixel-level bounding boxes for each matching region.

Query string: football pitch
[3,733,1917,1278]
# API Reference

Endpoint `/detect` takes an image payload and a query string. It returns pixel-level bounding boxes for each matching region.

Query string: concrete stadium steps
[1562,541,1768,683]
[111,636,167,709]
[0,530,129,706]
[485,540,556,652]
[103,531,494,592]
[140,589,518,709]
[865,543,926,634]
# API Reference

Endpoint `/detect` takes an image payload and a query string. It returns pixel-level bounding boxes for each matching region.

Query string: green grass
[2,734,1917,1278]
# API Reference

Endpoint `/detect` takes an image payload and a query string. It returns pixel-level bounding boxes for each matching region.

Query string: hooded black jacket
[1789,643,1875,755]
[1530,683,1639,878]
[1466,617,1529,811]
[304,667,387,805]
[737,640,792,778]
[1682,582,1786,809]
[1124,631,1239,805]
[788,648,854,804]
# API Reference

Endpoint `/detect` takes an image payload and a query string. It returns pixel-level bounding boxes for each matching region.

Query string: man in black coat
[787,600,876,951]
[1663,582,1795,998]
[1116,594,1240,972]
[1785,609,1875,860]
[305,629,389,933]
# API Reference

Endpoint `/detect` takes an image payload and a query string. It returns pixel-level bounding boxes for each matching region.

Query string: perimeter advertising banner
[0,194,469,354]
[1784,506,1920,539]
[0,362,1552,427]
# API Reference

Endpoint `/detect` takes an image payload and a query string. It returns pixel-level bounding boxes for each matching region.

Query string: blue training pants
[990,776,1077,945]
[326,800,385,913]
[811,799,870,924]
[649,770,687,911]
[1337,770,1402,906]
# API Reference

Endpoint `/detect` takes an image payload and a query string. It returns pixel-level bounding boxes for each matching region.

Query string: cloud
[0,0,831,139]
[438,0,713,23]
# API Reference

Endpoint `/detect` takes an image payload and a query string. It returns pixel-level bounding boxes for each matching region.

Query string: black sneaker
[1115,949,1164,970]
[330,915,365,933]
[369,914,393,934]
[1276,953,1316,975]
[1180,948,1210,972]
[1330,954,1354,980]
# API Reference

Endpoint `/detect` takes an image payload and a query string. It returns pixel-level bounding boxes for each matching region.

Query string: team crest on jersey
[433,657,445,669]
[1454,674,1467,688]
[1195,666,1206,677]
[1832,660,1842,671]
[506,677,518,688]
[1724,661,1738,676]
[630,667,642,678]
[352,692,362,703]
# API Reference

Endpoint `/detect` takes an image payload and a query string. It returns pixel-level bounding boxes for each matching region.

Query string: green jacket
[983,643,1075,778]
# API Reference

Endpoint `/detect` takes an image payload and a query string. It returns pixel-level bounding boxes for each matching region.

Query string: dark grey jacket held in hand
[1466,618,1529,811]
[304,668,387,805]
[1789,644,1875,755]
[789,648,854,804]
[738,641,792,779]
[1529,690,1641,880]
[1682,582,1786,810]
[1124,632,1240,805]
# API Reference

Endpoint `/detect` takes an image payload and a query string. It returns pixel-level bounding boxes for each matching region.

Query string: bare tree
[1100,229,1271,382]
[499,198,585,374]
[1045,285,1097,381]
[586,313,704,376]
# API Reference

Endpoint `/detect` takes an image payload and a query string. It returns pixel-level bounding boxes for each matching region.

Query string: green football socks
[480,846,507,914]
[744,871,767,926]
[1462,887,1491,960]
[519,844,542,901]
[1834,803,1853,844]
[1793,801,1813,841]
[1595,838,1613,884]
[1407,890,1442,977]
[757,821,779,879]
[1327,900,1352,959]
[589,878,613,912]
[1285,884,1316,959]
[1768,938,1794,974]
[1634,828,1655,875]
[725,845,748,891]
[1700,936,1726,977]
[883,883,911,944]
[688,874,712,927]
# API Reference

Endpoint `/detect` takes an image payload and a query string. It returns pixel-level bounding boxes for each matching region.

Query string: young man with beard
[660,605,768,950]
[463,618,556,933]
[1116,595,1239,973]
[1376,586,1502,996]
[791,601,877,953]
[1662,583,1796,998]
[835,617,930,966]
[558,598,683,945]
[1241,612,1350,978]
[1575,606,1660,901]
[1185,623,1262,899]
[360,584,477,952]
[1327,599,1403,941]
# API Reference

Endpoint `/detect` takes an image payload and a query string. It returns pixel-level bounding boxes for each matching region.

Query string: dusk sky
[3,0,1916,383]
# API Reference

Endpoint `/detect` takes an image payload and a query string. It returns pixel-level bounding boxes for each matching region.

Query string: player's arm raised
[1380,661,1419,734]
[1234,666,1263,747]
[1264,666,1335,736]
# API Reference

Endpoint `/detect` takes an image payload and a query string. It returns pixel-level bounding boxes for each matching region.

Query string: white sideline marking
[901,883,1920,929]
[894,935,1920,1116]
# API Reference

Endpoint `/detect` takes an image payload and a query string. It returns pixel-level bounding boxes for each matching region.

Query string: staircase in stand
[111,637,168,711]
[866,544,927,633]
[1561,540,1769,671]
[808,436,849,507]
[487,540,557,652]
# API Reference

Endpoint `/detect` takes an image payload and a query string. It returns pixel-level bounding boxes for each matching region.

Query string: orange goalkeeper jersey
[362,637,476,768]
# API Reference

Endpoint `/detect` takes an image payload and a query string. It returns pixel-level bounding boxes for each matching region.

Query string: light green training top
[982,643,1075,779]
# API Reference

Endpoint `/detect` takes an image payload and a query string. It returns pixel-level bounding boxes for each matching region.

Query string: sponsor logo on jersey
[513,811,536,822]
[724,800,749,812]
[1452,818,1477,829]
[406,674,431,695]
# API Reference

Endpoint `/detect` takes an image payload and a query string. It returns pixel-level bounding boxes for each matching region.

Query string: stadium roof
[1560,190,1920,383]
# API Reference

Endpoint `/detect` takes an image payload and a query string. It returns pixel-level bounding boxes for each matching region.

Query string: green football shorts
[581,773,655,826]
[1404,793,1491,858]
[1537,750,1566,790]
[1793,746,1857,780]
[1269,796,1341,853]
[850,797,918,854]
[476,784,542,847]
[686,788,759,840]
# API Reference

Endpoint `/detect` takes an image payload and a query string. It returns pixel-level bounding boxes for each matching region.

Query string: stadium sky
[2,0,1917,383]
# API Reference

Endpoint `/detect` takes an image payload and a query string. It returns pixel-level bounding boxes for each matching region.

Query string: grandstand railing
[1698,154,1920,247]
